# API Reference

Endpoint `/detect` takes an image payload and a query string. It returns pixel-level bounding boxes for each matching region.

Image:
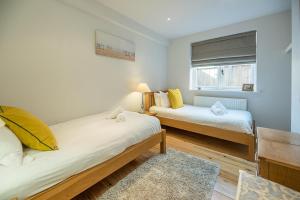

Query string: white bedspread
[0,111,161,200]
[150,105,252,134]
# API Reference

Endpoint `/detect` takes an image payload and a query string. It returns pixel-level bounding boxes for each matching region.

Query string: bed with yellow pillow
[146,89,255,161]
[0,107,163,200]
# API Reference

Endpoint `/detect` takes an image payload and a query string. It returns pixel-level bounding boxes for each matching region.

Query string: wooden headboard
[144,92,155,112]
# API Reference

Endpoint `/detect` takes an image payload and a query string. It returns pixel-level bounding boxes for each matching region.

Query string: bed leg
[248,137,255,162]
[160,129,166,154]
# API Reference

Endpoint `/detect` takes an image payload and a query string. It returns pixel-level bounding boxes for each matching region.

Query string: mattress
[150,105,252,134]
[0,111,161,200]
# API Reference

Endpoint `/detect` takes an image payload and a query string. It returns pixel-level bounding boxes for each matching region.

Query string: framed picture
[95,30,135,61]
[242,84,254,91]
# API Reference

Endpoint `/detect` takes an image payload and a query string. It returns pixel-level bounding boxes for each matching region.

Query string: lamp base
[139,92,145,114]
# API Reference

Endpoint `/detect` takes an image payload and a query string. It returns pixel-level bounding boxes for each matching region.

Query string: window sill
[190,89,258,94]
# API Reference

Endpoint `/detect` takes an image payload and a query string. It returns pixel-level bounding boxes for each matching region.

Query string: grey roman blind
[191,31,256,67]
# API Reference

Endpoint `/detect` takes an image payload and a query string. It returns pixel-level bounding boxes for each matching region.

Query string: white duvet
[0,111,161,200]
[150,105,253,134]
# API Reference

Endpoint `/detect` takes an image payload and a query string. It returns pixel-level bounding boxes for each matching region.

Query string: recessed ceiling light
[167,17,171,22]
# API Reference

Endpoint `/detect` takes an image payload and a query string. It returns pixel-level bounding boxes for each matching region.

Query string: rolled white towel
[211,101,227,116]
[116,113,126,122]
[107,106,124,119]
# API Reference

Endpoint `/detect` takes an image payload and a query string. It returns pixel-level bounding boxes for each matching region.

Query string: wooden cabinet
[257,127,300,192]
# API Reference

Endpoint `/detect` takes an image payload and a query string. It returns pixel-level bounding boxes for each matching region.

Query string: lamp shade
[136,83,151,93]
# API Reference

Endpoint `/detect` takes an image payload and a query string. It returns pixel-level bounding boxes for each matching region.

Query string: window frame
[195,66,219,90]
[191,63,257,92]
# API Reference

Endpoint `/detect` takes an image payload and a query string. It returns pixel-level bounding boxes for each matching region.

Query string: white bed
[0,111,161,200]
[150,105,253,134]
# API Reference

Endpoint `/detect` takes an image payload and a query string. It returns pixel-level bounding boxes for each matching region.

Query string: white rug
[99,149,220,200]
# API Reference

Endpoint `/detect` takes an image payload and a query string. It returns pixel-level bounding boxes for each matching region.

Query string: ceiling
[96,0,291,39]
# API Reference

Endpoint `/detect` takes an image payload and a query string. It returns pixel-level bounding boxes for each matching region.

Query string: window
[190,31,257,92]
[190,63,256,91]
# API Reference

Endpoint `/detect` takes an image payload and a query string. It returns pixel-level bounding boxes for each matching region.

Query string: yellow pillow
[0,106,58,151]
[168,89,184,109]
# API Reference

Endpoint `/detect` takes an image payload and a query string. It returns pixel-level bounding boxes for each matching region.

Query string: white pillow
[0,126,23,167]
[0,118,5,128]
[211,101,227,116]
[154,93,161,106]
[159,91,170,108]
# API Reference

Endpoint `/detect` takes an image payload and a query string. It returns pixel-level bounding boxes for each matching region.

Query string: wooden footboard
[26,130,166,200]
[248,134,255,161]
[159,116,256,162]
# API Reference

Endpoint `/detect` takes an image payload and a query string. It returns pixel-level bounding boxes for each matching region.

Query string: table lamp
[136,83,151,113]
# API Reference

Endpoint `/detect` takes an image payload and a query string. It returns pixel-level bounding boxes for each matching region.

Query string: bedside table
[144,111,157,116]
[257,127,300,192]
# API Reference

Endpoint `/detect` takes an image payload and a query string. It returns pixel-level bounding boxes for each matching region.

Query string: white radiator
[193,96,248,111]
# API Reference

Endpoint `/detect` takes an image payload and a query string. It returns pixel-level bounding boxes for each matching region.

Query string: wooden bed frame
[145,92,255,161]
[25,130,166,200]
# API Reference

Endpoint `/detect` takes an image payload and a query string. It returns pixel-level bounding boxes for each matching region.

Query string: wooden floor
[74,127,257,200]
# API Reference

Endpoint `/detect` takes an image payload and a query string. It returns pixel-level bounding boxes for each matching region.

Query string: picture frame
[242,84,254,91]
[95,30,135,61]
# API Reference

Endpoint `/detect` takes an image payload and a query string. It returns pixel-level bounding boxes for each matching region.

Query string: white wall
[0,0,168,125]
[291,0,300,133]
[167,12,291,130]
